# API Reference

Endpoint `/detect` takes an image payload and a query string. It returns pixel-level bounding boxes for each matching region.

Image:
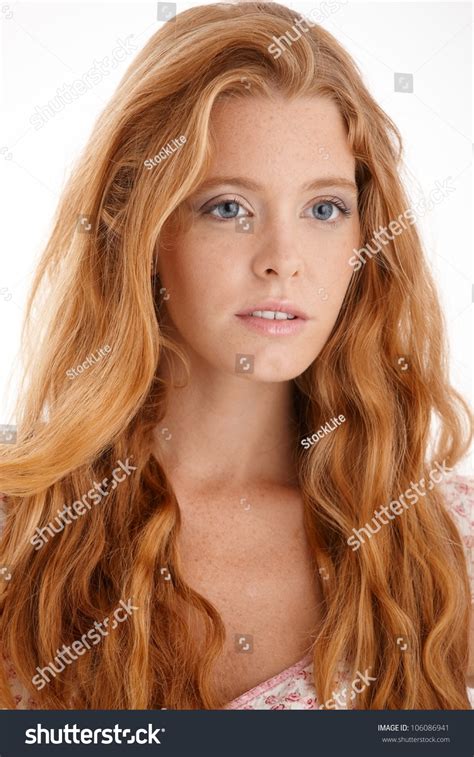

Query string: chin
[233,358,313,383]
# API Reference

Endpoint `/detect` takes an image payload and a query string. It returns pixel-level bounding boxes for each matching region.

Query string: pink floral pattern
[439,474,474,603]
[0,476,473,709]
[221,650,345,710]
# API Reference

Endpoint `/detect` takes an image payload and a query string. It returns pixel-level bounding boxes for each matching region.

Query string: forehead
[208,94,355,185]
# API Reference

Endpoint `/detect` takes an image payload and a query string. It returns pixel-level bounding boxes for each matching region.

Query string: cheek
[307,232,356,309]
[158,238,235,333]
[173,228,242,290]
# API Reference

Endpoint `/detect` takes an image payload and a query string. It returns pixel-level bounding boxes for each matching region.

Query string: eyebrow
[195,176,358,194]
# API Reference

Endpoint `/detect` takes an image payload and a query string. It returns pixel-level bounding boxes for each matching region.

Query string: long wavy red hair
[0,1,471,709]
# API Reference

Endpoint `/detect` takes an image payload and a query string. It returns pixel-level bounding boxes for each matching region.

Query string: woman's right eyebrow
[195,175,358,193]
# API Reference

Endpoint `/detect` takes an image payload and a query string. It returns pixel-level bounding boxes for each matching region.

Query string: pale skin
[152,92,474,702]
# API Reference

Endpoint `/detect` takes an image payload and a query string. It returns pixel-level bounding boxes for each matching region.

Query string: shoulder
[439,472,474,520]
[438,472,473,598]
[1,652,39,709]
[438,473,474,689]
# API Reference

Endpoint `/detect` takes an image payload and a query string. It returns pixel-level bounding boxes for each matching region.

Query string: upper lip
[236,299,308,319]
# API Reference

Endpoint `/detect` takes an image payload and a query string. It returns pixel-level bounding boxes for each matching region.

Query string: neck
[153,347,300,491]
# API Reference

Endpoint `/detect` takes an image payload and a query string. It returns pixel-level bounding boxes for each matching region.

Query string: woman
[0,1,472,710]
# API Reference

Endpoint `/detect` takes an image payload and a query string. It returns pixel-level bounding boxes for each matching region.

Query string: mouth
[246,310,297,320]
[236,300,308,320]
[235,301,308,336]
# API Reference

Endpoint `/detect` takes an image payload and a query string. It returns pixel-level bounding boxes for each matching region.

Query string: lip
[236,300,308,319]
[235,299,308,337]
[235,314,307,336]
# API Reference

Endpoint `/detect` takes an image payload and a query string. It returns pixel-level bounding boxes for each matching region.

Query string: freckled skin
[157,93,360,383]
[152,94,361,702]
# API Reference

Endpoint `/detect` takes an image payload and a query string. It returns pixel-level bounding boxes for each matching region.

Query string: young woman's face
[157,94,360,381]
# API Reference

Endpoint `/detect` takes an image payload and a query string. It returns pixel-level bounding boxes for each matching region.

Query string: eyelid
[304,195,351,213]
[199,194,253,214]
[197,194,352,222]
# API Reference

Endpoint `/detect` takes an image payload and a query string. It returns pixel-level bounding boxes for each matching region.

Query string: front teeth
[250,310,296,320]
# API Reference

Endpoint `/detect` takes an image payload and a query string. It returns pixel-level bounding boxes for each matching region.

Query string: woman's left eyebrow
[195,176,358,193]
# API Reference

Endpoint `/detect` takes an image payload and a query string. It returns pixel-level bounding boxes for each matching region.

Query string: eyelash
[201,195,352,223]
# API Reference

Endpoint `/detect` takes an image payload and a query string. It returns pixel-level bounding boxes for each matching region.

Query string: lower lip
[235,314,307,336]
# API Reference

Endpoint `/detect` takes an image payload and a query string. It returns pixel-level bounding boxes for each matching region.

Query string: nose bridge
[253,216,302,278]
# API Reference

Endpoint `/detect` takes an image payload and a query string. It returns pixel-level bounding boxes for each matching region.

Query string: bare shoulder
[439,473,473,587]
[439,473,474,685]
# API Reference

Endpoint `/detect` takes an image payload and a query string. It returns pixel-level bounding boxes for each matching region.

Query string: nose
[251,221,303,280]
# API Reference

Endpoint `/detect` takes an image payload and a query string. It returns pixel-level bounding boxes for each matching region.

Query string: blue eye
[308,200,351,222]
[204,199,248,220]
[200,195,351,223]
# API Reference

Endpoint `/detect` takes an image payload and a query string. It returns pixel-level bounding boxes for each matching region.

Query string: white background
[0,0,472,469]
